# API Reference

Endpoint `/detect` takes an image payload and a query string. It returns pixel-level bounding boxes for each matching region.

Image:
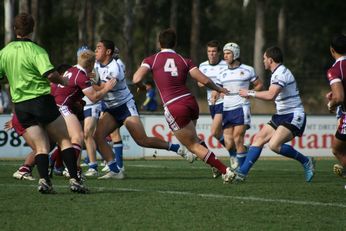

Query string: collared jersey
[199,60,228,105]
[82,58,126,107]
[141,49,196,106]
[215,64,258,111]
[0,39,54,103]
[271,64,304,114]
[54,65,92,107]
[95,58,131,108]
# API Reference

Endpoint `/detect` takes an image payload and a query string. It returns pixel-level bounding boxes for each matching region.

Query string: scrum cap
[223,42,240,60]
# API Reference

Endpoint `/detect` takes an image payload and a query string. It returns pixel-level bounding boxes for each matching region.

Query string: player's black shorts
[15,94,61,129]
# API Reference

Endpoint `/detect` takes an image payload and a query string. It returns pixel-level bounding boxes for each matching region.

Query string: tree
[190,0,200,64]
[170,0,178,31]
[278,0,286,52]
[78,0,88,46]
[4,0,15,44]
[253,0,265,81]
[123,0,135,79]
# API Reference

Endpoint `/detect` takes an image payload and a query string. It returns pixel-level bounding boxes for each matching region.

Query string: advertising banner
[0,114,337,158]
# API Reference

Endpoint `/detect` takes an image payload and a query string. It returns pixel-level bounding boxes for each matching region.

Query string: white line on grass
[1,183,345,209]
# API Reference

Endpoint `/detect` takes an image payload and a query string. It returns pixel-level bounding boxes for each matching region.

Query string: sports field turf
[0,158,345,231]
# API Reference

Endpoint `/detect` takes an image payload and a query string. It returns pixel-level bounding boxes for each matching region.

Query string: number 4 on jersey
[164,58,178,77]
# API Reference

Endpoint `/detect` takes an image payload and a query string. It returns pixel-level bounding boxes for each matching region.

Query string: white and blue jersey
[95,58,132,109]
[268,65,306,136]
[216,64,258,111]
[271,65,304,114]
[199,60,228,106]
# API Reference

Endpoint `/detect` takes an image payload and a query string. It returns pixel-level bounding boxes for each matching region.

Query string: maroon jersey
[141,49,197,105]
[54,65,92,108]
[327,57,346,108]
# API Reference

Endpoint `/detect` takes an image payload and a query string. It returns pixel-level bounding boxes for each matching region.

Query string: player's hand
[4,119,13,131]
[325,91,333,101]
[239,89,249,98]
[218,87,229,95]
[327,101,336,113]
[61,77,69,86]
[239,89,256,98]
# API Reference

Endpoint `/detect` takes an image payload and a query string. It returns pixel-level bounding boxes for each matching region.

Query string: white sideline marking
[1,183,346,209]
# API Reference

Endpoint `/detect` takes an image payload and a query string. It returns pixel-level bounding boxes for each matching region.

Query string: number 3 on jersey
[164,58,178,77]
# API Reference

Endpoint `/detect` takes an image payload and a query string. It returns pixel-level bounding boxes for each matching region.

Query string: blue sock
[168,143,180,153]
[88,162,98,171]
[236,152,246,167]
[113,141,124,168]
[279,144,308,165]
[107,159,119,173]
[219,136,225,146]
[228,149,236,158]
[238,146,262,175]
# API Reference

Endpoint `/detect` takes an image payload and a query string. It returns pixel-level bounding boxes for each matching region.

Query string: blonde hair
[78,50,95,70]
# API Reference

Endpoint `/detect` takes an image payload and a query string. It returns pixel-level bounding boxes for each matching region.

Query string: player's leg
[94,112,123,179]
[210,112,224,146]
[13,151,36,180]
[10,113,36,180]
[13,131,36,180]
[223,126,238,168]
[173,121,234,183]
[124,115,191,159]
[269,111,315,182]
[121,99,188,157]
[25,125,54,193]
[110,128,124,170]
[331,138,346,178]
[62,112,85,177]
[236,124,274,179]
[47,115,88,192]
[83,115,99,176]
[331,114,346,178]
[233,125,248,168]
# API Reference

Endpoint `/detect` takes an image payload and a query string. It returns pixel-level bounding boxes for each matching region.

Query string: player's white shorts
[268,111,306,137]
[103,99,139,126]
[222,105,251,129]
[84,102,101,119]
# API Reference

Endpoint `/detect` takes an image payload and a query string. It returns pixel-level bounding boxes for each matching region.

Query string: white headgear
[223,42,240,60]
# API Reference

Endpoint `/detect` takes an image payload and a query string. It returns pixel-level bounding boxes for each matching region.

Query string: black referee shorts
[15,94,61,129]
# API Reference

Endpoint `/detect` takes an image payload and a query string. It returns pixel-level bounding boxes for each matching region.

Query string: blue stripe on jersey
[277,103,303,113]
[276,94,300,102]
[272,82,284,87]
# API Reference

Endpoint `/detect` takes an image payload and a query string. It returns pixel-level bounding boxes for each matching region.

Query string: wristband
[248,90,256,97]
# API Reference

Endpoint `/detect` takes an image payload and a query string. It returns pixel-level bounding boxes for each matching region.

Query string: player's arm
[133,66,150,92]
[327,82,344,113]
[197,82,205,87]
[189,68,229,95]
[251,78,263,91]
[239,84,281,100]
[82,78,116,103]
[46,70,69,86]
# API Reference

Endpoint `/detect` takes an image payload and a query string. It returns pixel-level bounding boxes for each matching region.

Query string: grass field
[0,157,345,231]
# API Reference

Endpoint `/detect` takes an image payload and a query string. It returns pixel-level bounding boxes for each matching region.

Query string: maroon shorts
[164,95,199,131]
[12,113,26,136]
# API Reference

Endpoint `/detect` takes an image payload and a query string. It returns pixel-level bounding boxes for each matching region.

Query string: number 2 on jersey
[164,58,178,77]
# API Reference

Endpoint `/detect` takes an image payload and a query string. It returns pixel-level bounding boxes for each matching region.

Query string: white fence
[0,114,337,158]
